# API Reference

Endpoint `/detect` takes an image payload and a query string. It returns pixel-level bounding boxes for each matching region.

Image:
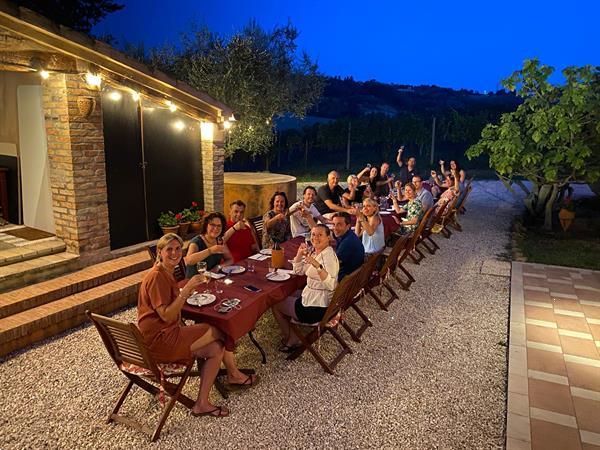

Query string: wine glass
[196,261,210,294]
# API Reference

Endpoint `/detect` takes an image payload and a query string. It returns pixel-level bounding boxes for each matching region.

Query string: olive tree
[467,59,600,230]
[148,21,324,158]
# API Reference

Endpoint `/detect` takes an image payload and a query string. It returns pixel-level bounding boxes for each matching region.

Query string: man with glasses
[412,175,434,211]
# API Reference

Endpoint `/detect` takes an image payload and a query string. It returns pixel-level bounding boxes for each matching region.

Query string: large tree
[13,0,123,33]
[146,21,324,158]
[467,59,600,230]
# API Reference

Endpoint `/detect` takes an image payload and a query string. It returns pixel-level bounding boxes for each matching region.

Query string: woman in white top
[271,224,339,352]
[354,198,385,255]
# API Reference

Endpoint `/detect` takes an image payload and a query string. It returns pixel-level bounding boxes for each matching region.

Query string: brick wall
[201,124,225,212]
[42,74,110,263]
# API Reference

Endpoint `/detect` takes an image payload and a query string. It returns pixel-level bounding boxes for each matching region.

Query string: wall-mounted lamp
[228,114,237,122]
[108,91,122,101]
[223,120,232,130]
[200,121,214,141]
[85,72,102,88]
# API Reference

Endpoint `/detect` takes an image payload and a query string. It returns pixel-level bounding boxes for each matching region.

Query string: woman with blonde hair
[354,197,385,256]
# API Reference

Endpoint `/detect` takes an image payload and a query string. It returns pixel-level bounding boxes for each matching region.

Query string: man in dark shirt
[374,162,394,197]
[314,171,352,217]
[396,146,418,185]
[331,212,365,281]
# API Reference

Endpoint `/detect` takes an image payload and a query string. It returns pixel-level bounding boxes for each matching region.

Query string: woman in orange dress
[137,233,229,417]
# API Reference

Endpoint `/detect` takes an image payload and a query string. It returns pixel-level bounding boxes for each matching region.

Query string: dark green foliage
[13,0,123,33]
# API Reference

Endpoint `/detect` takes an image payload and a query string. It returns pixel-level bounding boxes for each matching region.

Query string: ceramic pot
[161,226,179,235]
[190,221,202,234]
[558,209,575,232]
[178,222,191,236]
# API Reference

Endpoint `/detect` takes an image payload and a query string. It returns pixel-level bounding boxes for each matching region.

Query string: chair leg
[419,239,436,255]
[151,364,193,442]
[366,286,388,311]
[341,302,373,342]
[382,280,399,309]
[287,325,335,374]
[427,235,440,251]
[326,327,353,370]
[109,380,134,424]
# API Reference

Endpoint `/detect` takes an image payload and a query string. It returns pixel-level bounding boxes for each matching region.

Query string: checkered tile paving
[508,262,600,450]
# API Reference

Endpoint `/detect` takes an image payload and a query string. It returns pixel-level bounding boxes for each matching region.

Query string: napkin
[249,253,270,261]
[208,272,225,279]
[277,269,294,275]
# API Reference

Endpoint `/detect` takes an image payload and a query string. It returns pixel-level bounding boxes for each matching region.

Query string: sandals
[191,405,229,418]
[227,374,260,391]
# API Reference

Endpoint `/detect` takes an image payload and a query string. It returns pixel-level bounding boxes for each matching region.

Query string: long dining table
[180,213,401,362]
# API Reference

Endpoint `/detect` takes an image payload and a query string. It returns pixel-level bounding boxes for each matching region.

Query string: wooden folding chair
[341,252,383,342]
[407,207,434,265]
[458,178,474,214]
[438,195,460,238]
[248,215,264,247]
[286,276,356,374]
[416,201,448,255]
[147,244,187,281]
[87,311,197,442]
[365,236,410,311]
[395,227,425,290]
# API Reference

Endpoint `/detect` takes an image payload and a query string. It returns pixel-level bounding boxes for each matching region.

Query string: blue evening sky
[93,0,600,92]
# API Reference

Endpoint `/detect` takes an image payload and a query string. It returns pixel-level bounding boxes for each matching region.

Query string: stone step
[0,237,66,267]
[0,251,152,318]
[0,270,148,358]
[0,252,80,293]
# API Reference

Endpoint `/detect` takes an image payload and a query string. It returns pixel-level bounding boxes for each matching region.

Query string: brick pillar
[42,73,110,263]
[201,122,224,212]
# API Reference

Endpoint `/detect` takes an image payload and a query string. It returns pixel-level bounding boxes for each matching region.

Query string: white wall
[17,85,55,233]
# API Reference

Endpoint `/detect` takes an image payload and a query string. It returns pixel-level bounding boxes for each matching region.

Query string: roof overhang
[0,0,233,122]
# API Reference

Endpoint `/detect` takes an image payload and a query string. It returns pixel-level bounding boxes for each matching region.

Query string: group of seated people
[136,148,467,418]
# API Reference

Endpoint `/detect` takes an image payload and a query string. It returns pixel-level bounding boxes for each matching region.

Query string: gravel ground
[0,181,523,449]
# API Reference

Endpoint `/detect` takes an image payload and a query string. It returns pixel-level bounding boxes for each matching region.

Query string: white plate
[265,272,291,282]
[259,248,272,255]
[380,211,392,215]
[186,293,216,306]
[221,265,245,275]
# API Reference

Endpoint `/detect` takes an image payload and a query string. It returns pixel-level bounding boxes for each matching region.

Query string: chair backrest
[321,267,362,326]
[344,251,382,308]
[147,244,187,281]
[87,311,161,378]
[380,234,410,278]
[456,182,473,211]
[407,207,434,250]
[248,216,264,247]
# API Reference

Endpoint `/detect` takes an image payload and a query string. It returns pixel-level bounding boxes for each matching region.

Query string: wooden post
[346,121,351,170]
[304,139,308,170]
[430,116,436,165]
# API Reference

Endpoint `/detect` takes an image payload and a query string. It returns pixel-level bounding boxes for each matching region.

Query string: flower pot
[161,225,179,235]
[558,209,575,232]
[178,222,191,236]
[77,96,96,117]
[190,220,202,234]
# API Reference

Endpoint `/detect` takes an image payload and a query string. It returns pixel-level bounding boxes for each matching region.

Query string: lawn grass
[515,195,600,270]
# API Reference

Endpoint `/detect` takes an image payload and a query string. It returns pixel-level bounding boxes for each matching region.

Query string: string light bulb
[131,91,140,101]
[165,100,177,112]
[173,120,185,131]
[39,70,50,79]
[223,120,232,130]
[108,91,122,101]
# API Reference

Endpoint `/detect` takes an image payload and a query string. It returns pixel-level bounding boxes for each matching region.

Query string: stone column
[42,73,111,263]
[200,122,224,212]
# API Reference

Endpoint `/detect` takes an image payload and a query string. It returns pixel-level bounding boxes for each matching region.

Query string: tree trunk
[543,183,559,231]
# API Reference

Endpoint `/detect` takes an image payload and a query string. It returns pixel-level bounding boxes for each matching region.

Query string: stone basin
[224,172,297,219]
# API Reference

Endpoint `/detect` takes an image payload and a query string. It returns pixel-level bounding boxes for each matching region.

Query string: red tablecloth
[181,238,305,347]
[181,214,400,348]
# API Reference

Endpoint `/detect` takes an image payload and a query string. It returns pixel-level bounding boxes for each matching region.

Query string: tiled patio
[508,262,600,450]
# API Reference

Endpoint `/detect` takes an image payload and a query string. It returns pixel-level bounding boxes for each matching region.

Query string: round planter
[558,209,575,232]
[160,225,179,236]
[178,222,191,236]
[190,220,202,234]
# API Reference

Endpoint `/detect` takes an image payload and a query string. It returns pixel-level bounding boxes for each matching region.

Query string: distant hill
[309,76,521,119]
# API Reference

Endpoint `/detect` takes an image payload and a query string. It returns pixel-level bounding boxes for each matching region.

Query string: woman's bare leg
[272,298,301,346]
[222,351,257,385]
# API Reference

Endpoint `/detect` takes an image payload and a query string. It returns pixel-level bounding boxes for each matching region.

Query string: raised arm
[396,147,405,168]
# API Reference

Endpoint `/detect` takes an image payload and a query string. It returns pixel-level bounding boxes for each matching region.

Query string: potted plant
[158,211,178,235]
[189,201,204,233]
[558,196,575,231]
[177,209,193,236]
